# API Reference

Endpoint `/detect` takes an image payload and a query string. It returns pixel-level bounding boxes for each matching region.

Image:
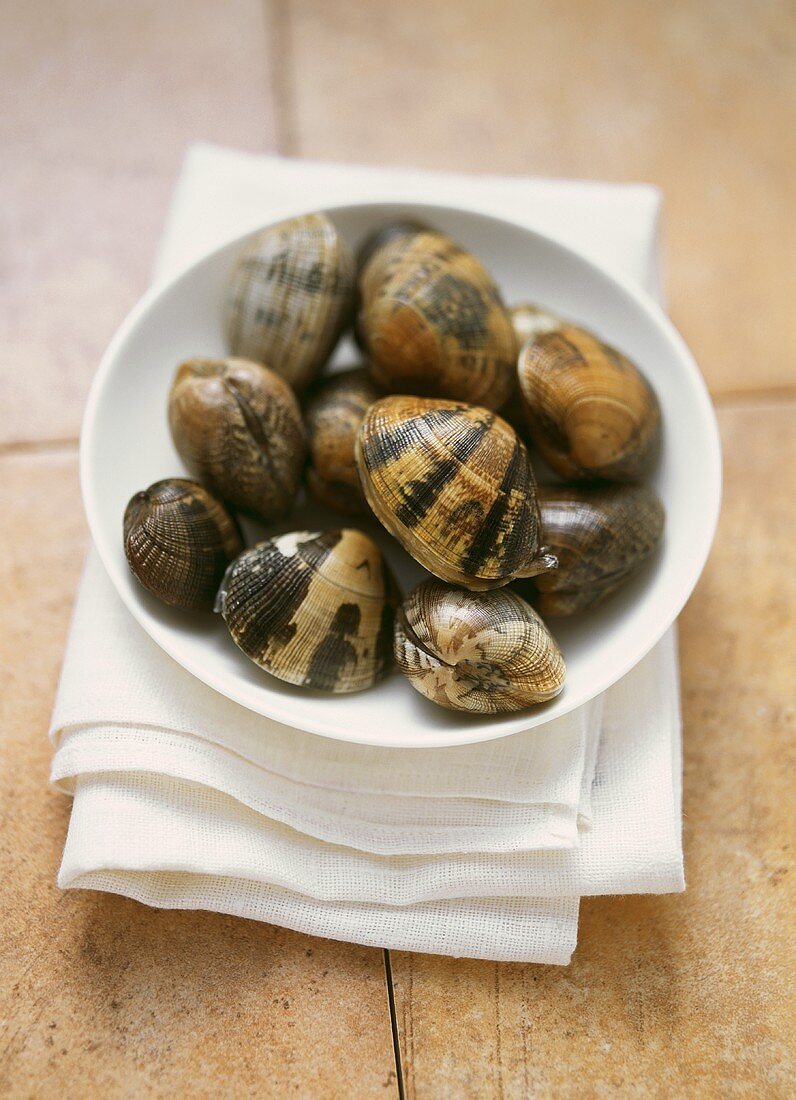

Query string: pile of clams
[123,213,664,714]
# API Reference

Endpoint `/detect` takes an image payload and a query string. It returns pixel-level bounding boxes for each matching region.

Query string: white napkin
[51,146,683,964]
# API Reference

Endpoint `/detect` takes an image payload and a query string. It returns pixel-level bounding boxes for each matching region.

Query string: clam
[168,356,305,523]
[394,580,565,713]
[508,303,563,351]
[224,213,356,393]
[519,483,665,616]
[356,396,556,590]
[358,227,516,409]
[123,478,243,611]
[216,529,397,693]
[518,323,660,481]
[304,367,381,514]
[355,217,430,275]
[353,219,429,352]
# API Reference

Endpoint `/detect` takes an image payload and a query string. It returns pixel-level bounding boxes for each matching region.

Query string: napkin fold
[51,146,683,964]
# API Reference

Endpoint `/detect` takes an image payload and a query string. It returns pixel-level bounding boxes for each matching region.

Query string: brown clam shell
[355,218,430,275]
[518,324,661,481]
[123,478,243,611]
[356,396,556,590]
[358,228,516,409]
[353,219,430,352]
[518,483,665,616]
[304,368,381,514]
[394,580,565,713]
[168,356,306,523]
[224,213,355,393]
[216,529,397,693]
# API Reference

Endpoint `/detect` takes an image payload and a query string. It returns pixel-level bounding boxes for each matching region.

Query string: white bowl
[81,200,721,748]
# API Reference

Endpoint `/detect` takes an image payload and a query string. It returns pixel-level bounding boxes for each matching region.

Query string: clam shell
[521,483,665,616]
[224,213,356,393]
[355,218,430,275]
[358,228,516,409]
[304,367,381,514]
[353,219,430,352]
[123,478,243,611]
[508,303,564,351]
[216,529,397,693]
[168,356,306,523]
[394,580,565,713]
[518,324,661,481]
[356,396,556,590]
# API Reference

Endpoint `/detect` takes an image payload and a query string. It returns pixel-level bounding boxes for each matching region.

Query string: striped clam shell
[224,213,356,393]
[394,580,565,713]
[518,323,661,481]
[358,228,516,410]
[356,396,556,590]
[216,529,397,693]
[519,483,665,616]
[168,357,306,523]
[304,367,382,514]
[123,478,243,612]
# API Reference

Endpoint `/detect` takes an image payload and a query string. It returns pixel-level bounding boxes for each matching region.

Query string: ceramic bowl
[81,201,721,747]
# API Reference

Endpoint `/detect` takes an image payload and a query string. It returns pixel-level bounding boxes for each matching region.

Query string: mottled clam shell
[358,229,516,409]
[353,219,430,352]
[394,580,565,713]
[123,478,243,611]
[518,324,661,481]
[304,368,381,514]
[216,529,397,693]
[225,213,356,393]
[508,303,564,352]
[356,396,556,590]
[520,484,665,616]
[168,356,306,523]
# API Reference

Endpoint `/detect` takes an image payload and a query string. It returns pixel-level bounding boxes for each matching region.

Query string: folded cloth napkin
[50,145,684,964]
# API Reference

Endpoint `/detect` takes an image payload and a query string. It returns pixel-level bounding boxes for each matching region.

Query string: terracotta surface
[0,451,398,1098]
[2,1,794,1095]
[0,0,277,447]
[390,400,796,1098]
[285,0,796,399]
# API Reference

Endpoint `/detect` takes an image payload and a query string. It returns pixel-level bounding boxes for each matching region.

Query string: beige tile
[389,399,796,1098]
[285,0,796,397]
[0,450,398,1099]
[0,0,278,447]
[1,162,172,446]
[0,0,276,168]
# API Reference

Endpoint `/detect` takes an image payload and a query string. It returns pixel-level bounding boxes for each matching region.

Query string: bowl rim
[80,195,722,747]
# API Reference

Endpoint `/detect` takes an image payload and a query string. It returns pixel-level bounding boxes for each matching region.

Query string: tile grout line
[382,950,406,1100]
[711,386,796,407]
[264,0,299,157]
[0,438,79,457]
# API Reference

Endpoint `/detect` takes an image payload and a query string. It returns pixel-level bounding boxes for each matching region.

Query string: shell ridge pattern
[531,486,665,614]
[305,602,361,690]
[218,529,395,693]
[393,581,565,712]
[394,415,490,528]
[460,434,534,576]
[358,397,547,586]
[226,544,313,659]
